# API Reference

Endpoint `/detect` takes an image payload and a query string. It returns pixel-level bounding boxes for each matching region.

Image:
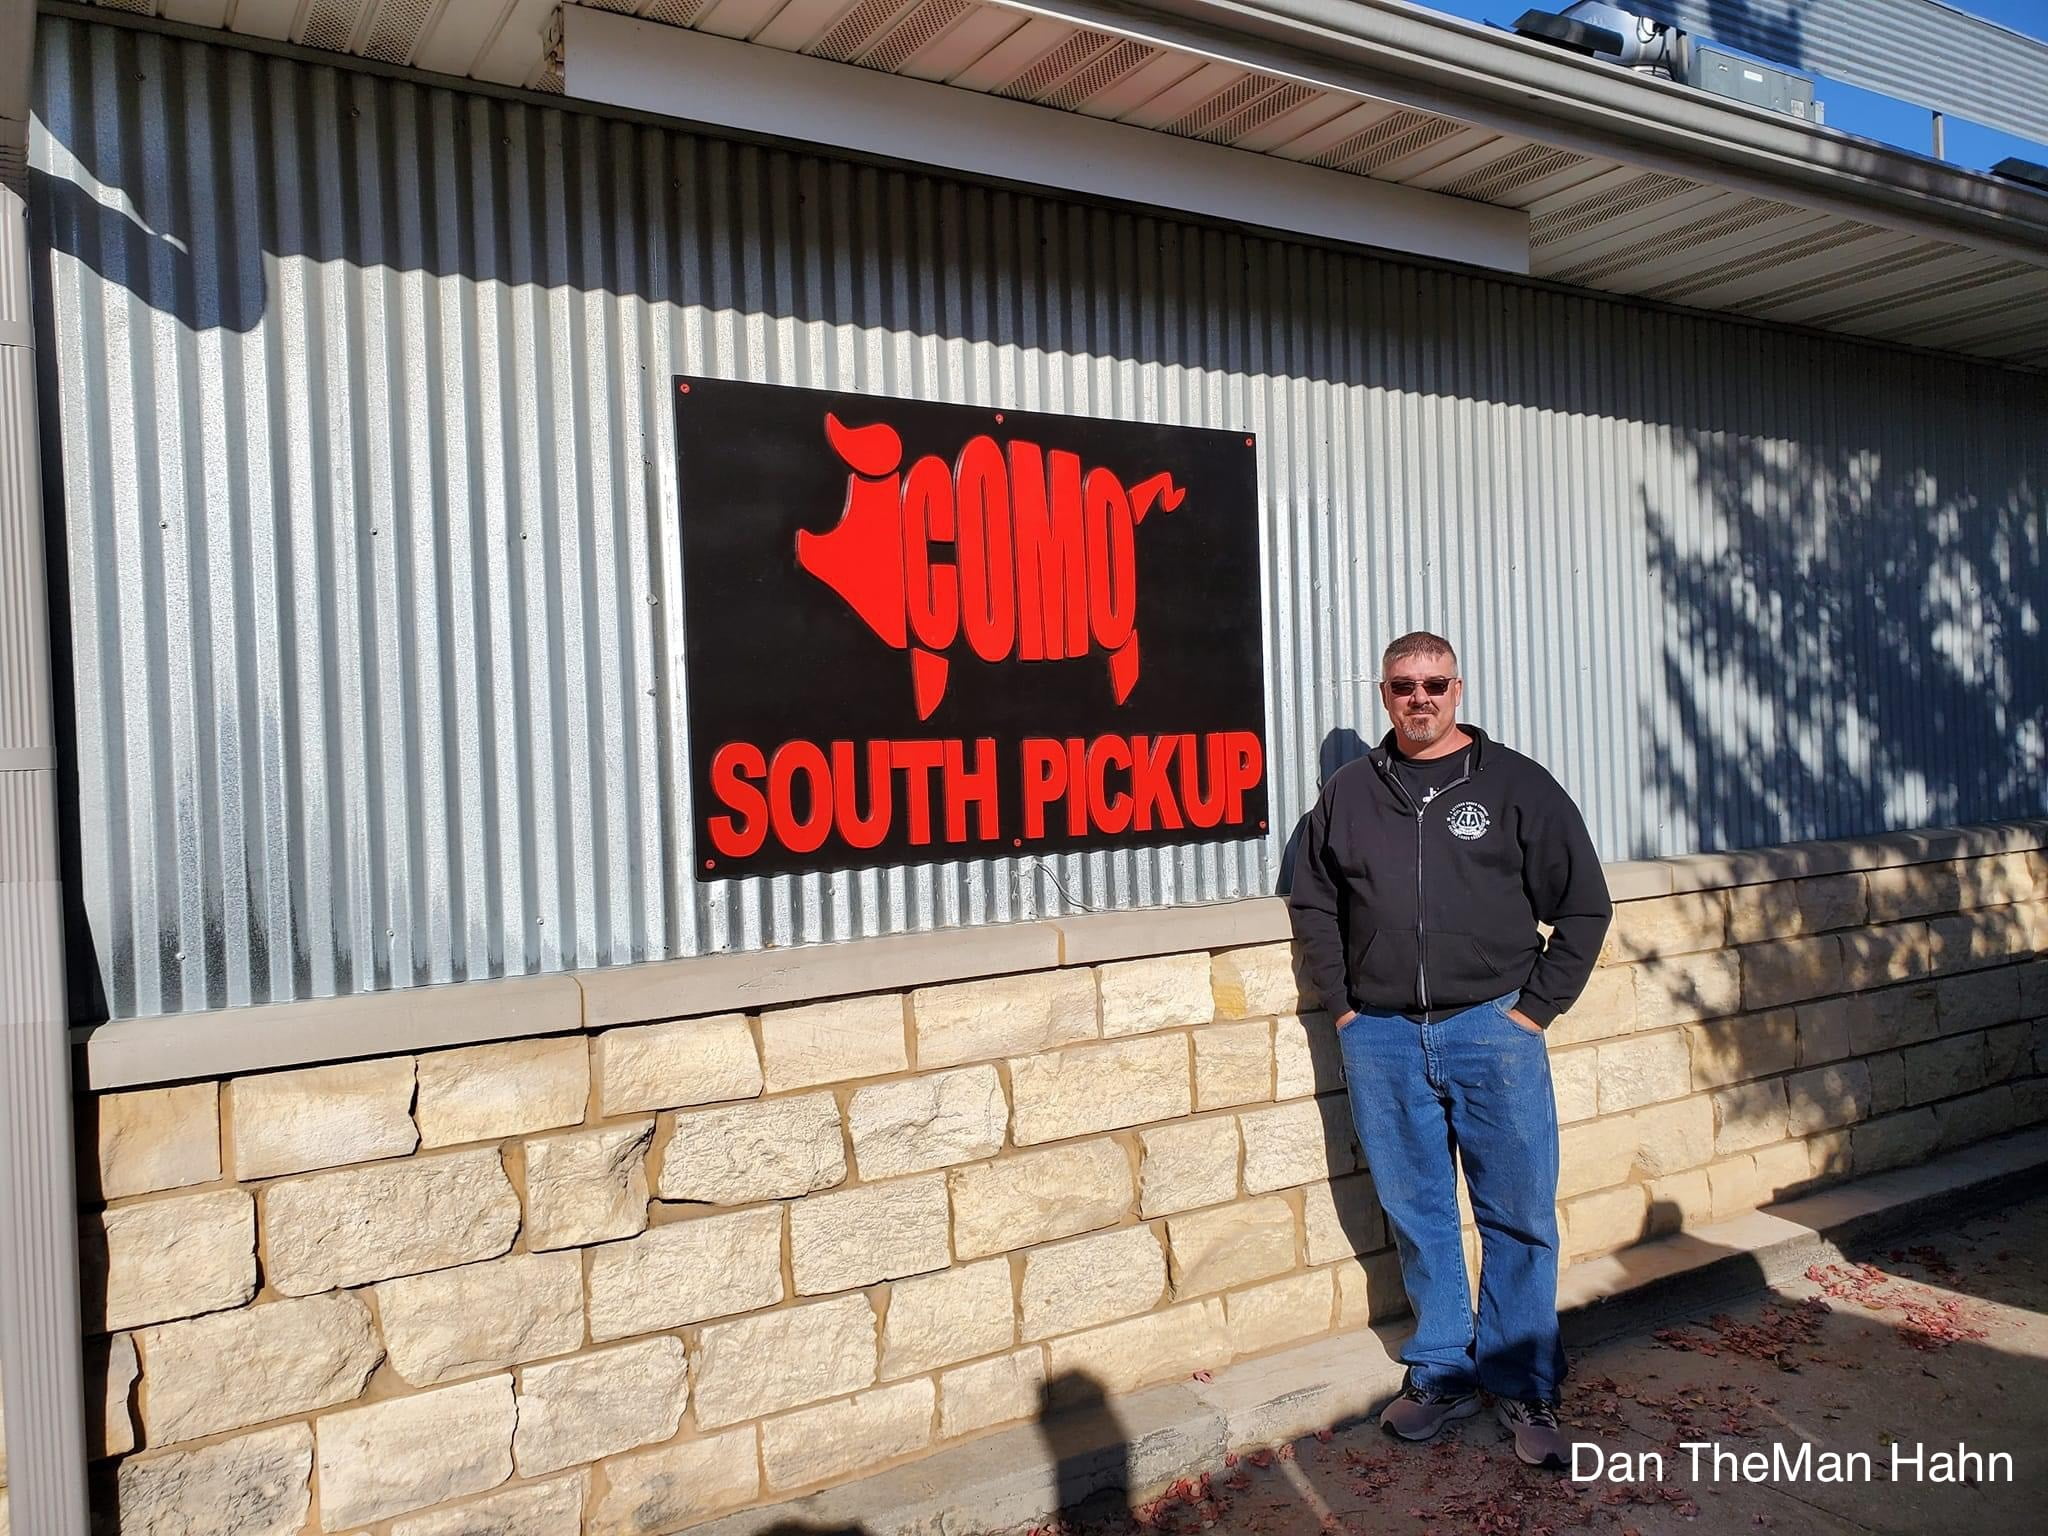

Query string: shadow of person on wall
[1276,728,1370,896]
[1036,1369,1135,1531]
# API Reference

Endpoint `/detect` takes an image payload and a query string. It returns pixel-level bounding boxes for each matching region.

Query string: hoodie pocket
[1346,929,1420,1006]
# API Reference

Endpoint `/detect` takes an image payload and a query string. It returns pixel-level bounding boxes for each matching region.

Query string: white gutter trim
[996,0,2048,266]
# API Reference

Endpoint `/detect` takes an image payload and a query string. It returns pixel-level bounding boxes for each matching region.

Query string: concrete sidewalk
[693,1129,2048,1536]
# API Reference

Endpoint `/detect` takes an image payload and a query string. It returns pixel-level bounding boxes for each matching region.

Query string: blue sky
[1412,1,2046,172]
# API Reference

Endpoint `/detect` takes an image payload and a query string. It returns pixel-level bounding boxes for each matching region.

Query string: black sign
[675,376,1268,880]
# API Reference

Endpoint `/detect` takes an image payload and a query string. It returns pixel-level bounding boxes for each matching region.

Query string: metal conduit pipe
[0,0,93,1529]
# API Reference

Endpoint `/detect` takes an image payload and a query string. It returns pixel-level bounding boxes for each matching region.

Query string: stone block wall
[54,836,2048,1534]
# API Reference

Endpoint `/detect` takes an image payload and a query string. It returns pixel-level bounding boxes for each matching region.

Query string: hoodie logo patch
[1446,801,1491,841]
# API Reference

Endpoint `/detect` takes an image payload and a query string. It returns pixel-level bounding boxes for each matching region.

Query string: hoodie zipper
[1384,749,1474,1018]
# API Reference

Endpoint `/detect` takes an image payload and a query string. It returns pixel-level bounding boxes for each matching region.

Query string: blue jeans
[1336,991,1566,1401]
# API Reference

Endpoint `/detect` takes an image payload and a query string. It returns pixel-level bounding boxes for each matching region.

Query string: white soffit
[561,7,1531,275]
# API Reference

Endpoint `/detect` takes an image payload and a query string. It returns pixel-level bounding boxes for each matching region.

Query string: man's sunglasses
[1380,676,1458,697]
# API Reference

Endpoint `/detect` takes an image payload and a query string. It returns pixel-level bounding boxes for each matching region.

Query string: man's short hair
[1381,631,1458,675]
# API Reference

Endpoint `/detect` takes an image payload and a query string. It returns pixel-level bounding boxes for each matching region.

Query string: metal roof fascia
[996,0,2048,265]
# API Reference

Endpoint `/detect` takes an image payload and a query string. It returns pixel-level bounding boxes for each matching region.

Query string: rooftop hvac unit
[1514,3,1823,123]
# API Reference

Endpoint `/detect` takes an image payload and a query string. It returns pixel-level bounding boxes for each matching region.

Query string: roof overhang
[44,0,2048,369]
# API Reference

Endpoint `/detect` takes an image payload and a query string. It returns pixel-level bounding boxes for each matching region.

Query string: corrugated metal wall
[29,16,2048,1021]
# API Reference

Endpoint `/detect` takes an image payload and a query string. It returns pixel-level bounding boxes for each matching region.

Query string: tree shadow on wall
[1640,420,2045,857]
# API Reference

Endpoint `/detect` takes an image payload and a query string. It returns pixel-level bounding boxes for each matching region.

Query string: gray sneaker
[1378,1377,1481,1441]
[1496,1397,1570,1469]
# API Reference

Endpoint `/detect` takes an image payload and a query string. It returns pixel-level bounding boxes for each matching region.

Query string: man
[1288,632,1611,1469]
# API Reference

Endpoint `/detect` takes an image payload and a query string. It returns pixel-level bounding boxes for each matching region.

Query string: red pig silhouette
[796,412,1186,719]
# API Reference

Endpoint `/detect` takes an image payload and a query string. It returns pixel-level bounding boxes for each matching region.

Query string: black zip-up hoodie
[1287,726,1612,1027]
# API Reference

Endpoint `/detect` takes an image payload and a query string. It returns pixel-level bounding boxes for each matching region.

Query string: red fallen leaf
[1277,1444,1298,1462]
[1192,1370,1214,1383]
[1316,1429,1335,1443]
[1249,1450,1274,1469]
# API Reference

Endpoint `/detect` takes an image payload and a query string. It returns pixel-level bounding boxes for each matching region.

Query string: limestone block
[262,1148,520,1296]
[1332,1251,1409,1328]
[1166,1196,1296,1296]
[1901,1034,1988,1106]
[1806,1129,1854,1185]
[1852,1108,1941,1174]
[1301,1173,1385,1264]
[1098,954,1213,1036]
[762,1379,935,1492]
[137,1291,383,1446]
[414,1037,589,1149]
[225,1058,418,1180]
[1225,1267,1335,1356]
[1926,909,2026,972]
[1239,1096,1357,1193]
[1558,1115,1637,1198]
[1957,850,2037,908]
[1631,950,1741,1028]
[2017,899,2048,956]
[1211,943,1313,1019]
[1044,1299,1231,1396]
[1272,1013,1343,1099]
[1839,922,1932,991]
[1019,1225,1167,1340]
[1867,1051,1907,1115]
[1784,1061,1874,1136]
[951,1139,1133,1259]
[587,1206,785,1341]
[1752,1140,1812,1201]
[847,1067,1007,1180]
[373,1252,584,1387]
[522,1119,654,1250]
[1643,1168,1713,1233]
[84,1187,255,1333]
[588,1429,759,1536]
[1563,1186,1648,1259]
[1710,1080,1789,1156]
[1595,1031,1692,1114]
[1865,862,1963,922]
[1740,935,1844,1011]
[1009,1035,1191,1144]
[513,1337,690,1477]
[1937,968,2021,1034]
[1729,874,1867,943]
[594,1013,762,1115]
[1629,1095,1714,1177]
[658,1092,847,1203]
[940,1348,1048,1438]
[760,994,909,1091]
[111,1424,311,1536]
[1935,1086,2016,1150]
[1986,1021,2033,1083]
[789,1174,951,1295]
[1705,1154,1772,1222]
[1137,1118,1239,1218]
[1604,891,1726,963]
[693,1295,877,1428]
[90,1333,140,1459]
[2024,959,2048,1020]
[1685,1010,1798,1089]
[392,1474,587,1536]
[1550,1046,1598,1122]
[880,1259,1016,1379]
[1863,980,1942,1052]
[1193,1021,1274,1110]
[1546,965,1636,1045]
[89,1082,220,1201]
[316,1376,515,1529]
[912,970,1097,1070]
[2016,1077,2048,1128]
[1794,997,1863,1066]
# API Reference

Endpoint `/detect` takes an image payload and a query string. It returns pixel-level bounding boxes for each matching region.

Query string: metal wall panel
[29,17,2048,1020]
[1632,0,2048,146]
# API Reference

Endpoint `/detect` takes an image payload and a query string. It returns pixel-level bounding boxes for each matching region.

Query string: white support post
[0,0,93,1528]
